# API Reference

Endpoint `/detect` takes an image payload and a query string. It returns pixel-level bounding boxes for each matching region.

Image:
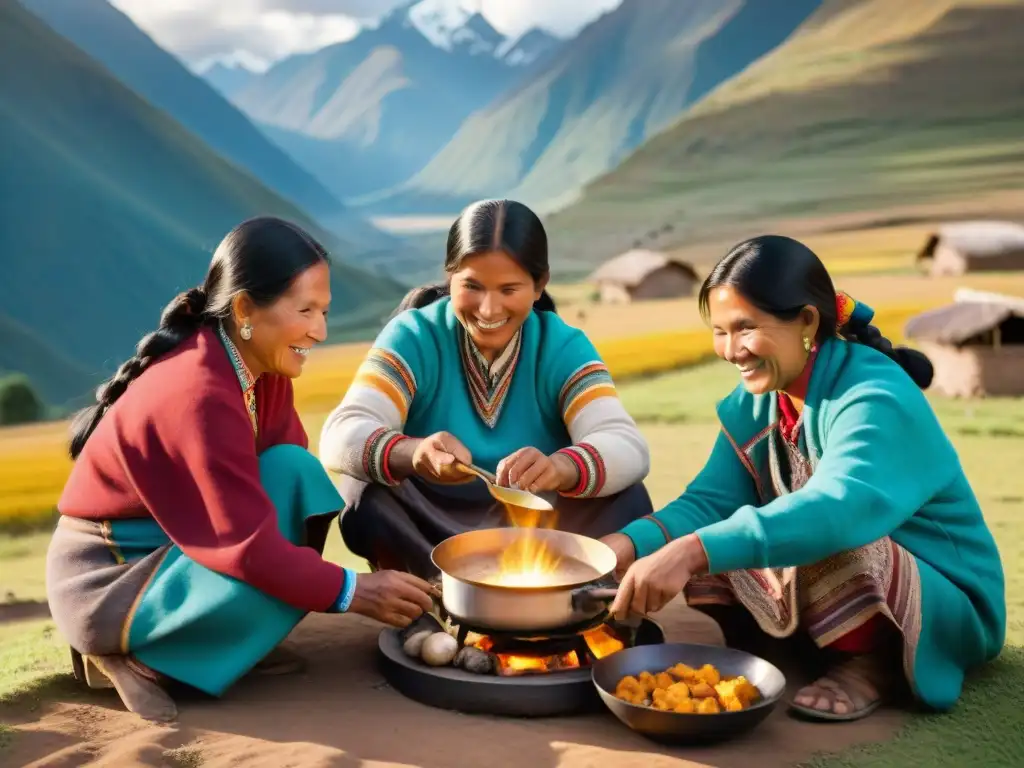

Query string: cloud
[109,0,624,71]
[110,0,369,71]
[480,0,622,38]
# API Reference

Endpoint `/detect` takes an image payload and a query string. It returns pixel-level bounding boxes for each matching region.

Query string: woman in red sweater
[47,217,437,722]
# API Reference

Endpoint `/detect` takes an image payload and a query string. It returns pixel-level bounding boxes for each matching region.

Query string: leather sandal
[789,655,885,722]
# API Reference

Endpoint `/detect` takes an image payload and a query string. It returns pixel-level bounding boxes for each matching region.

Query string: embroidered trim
[330,568,358,613]
[362,427,408,486]
[721,426,766,503]
[559,361,616,423]
[458,326,522,428]
[216,322,258,438]
[352,348,417,421]
[557,442,606,498]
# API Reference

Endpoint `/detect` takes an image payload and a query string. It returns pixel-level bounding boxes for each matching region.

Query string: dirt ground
[3,600,906,768]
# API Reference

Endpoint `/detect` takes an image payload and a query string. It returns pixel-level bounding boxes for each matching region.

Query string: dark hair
[697,235,934,389]
[395,199,556,316]
[68,216,329,459]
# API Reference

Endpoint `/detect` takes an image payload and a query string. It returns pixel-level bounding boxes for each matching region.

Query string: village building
[915,220,1024,277]
[904,288,1024,397]
[588,249,698,304]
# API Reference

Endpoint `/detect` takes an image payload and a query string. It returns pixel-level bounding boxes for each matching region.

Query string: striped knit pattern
[459,327,522,428]
[352,348,416,421]
[557,442,606,498]
[362,426,407,486]
[559,362,616,424]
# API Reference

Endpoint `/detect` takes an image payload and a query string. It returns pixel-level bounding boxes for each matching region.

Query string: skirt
[685,536,924,693]
[339,477,655,579]
[46,444,344,697]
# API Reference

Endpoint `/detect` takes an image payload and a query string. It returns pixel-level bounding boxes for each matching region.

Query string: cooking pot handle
[570,586,618,612]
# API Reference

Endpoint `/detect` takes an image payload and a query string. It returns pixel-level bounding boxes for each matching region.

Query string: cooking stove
[377,610,665,717]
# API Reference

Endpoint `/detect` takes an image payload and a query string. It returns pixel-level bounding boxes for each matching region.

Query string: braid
[69,287,208,459]
[842,324,934,390]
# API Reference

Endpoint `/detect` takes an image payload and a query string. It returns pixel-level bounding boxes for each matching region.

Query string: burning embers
[400,613,629,678]
[474,623,626,677]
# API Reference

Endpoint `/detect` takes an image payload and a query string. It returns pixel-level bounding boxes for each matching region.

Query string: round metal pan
[431,528,619,632]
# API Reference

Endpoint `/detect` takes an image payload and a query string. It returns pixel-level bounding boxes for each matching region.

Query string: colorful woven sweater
[319,298,649,498]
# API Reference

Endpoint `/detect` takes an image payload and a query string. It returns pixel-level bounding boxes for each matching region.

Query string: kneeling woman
[319,199,654,578]
[603,235,1005,720]
[48,218,437,722]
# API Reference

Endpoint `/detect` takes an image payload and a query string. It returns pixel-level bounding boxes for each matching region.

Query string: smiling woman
[319,199,654,579]
[600,234,1005,725]
[46,216,438,724]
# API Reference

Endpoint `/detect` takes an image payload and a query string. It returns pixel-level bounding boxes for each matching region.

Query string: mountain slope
[202,61,257,99]
[233,2,557,201]
[359,0,824,214]
[19,0,351,223]
[0,0,405,406]
[547,0,1024,272]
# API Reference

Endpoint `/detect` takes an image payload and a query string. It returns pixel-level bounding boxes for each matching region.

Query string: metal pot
[431,527,619,633]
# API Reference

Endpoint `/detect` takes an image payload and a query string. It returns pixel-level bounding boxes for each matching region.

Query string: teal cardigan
[621,336,1006,710]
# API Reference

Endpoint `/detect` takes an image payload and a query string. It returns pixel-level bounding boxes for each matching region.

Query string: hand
[599,533,637,581]
[609,535,705,621]
[496,447,578,493]
[348,570,441,628]
[411,431,472,483]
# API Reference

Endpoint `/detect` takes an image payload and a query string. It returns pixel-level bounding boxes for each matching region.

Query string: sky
[109,0,623,72]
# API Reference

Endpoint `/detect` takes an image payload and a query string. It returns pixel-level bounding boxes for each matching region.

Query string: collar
[216,322,257,395]
[462,326,522,383]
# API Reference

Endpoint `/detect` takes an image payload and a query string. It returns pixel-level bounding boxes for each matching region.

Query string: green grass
[1,358,1022,765]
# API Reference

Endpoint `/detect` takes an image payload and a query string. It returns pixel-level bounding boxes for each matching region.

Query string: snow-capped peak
[406,0,477,51]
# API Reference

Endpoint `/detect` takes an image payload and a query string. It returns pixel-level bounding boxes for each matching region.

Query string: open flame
[482,503,564,588]
[472,624,626,676]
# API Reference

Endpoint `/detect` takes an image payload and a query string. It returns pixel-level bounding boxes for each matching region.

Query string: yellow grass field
[0,300,935,529]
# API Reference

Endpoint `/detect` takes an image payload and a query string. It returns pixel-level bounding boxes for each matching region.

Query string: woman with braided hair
[46,217,437,722]
[602,235,1006,721]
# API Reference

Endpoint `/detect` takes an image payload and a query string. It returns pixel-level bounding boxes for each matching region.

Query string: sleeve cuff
[556,443,606,498]
[325,568,359,613]
[694,508,760,574]
[620,515,673,559]
[363,428,409,486]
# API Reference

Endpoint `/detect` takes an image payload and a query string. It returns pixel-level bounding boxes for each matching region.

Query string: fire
[471,623,627,676]
[490,503,563,588]
[582,625,626,659]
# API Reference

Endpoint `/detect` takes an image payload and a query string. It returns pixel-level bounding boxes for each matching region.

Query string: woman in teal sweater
[320,199,652,579]
[603,235,1006,721]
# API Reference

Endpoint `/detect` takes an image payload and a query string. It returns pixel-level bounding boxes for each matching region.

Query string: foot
[791,655,886,721]
[252,645,306,676]
[87,655,178,723]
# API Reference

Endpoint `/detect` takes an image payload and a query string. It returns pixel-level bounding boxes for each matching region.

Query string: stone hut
[904,288,1024,397]
[588,249,698,304]
[915,221,1024,277]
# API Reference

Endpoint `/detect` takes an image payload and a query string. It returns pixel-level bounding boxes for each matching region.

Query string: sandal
[789,655,885,722]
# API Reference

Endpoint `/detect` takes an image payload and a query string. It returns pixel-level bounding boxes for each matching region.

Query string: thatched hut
[588,249,698,304]
[904,289,1024,397]
[915,220,1024,277]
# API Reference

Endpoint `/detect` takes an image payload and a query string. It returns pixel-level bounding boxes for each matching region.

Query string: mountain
[232,1,560,201]
[546,0,1024,272]
[202,61,258,99]
[356,0,824,215]
[497,28,562,68]
[0,0,406,407]
[17,0,373,233]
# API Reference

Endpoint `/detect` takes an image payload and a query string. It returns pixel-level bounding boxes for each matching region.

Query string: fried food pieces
[613,662,761,714]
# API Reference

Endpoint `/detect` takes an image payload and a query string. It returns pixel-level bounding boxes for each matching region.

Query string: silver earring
[240,321,252,341]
